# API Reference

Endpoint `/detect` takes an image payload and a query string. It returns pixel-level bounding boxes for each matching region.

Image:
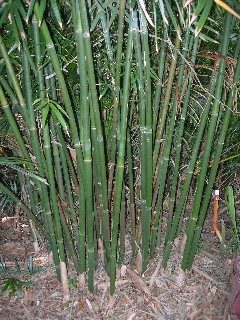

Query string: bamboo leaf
[173,0,185,26]
[16,0,27,19]
[9,7,20,45]
[214,0,240,19]
[0,157,32,166]
[7,164,49,185]
[0,6,9,28]
[165,0,181,39]
[91,11,103,31]
[26,0,37,23]
[33,97,48,105]
[183,0,193,8]
[106,7,120,31]
[41,103,50,128]
[158,0,169,25]
[225,186,236,230]
[38,0,47,26]
[50,101,69,118]
[35,101,49,110]
[0,2,8,15]
[138,0,155,27]
[50,0,63,29]
[194,0,208,16]
[50,104,69,133]
[195,0,213,37]
[190,27,219,43]
[10,5,25,36]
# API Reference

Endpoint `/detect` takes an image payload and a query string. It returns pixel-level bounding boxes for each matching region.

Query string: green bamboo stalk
[46,62,66,201]
[181,12,233,271]
[32,18,61,280]
[162,66,219,269]
[153,32,181,174]
[43,121,70,300]
[0,75,19,109]
[131,6,154,272]
[0,181,48,239]
[166,34,199,241]
[150,28,187,257]
[58,199,81,274]
[118,184,126,267]
[0,85,30,161]
[110,12,133,295]
[184,31,240,269]
[153,27,168,140]
[33,1,86,192]
[77,0,111,266]
[58,140,80,250]
[0,35,28,123]
[140,7,153,273]
[127,98,137,262]
[74,1,94,291]
[107,0,126,203]
[132,8,147,273]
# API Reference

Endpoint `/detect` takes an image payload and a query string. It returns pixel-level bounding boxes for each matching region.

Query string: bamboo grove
[0,0,239,299]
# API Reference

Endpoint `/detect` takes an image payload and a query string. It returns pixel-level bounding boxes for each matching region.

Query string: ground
[0,203,239,320]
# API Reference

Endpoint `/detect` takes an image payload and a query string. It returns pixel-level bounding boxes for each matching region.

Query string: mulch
[0,204,239,320]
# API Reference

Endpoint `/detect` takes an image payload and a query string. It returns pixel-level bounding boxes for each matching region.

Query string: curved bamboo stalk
[110,10,133,294]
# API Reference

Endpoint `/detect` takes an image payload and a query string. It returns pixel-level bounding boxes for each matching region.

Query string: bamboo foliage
[0,0,239,298]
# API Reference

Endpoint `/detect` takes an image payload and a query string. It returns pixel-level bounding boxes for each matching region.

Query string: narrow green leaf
[14,260,21,273]
[50,0,63,29]
[0,6,9,28]
[30,266,48,275]
[91,11,103,31]
[50,101,69,118]
[9,8,20,45]
[195,0,213,37]
[2,163,49,185]
[10,5,25,35]
[0,157,32,166]
[225,186,236,230]
[138,0,155,27]
[173,0,185,26]
[33,97,48,105]
[50,104,69,133]
[35,101,49,110]
[106,7,120,31]
[165,0,181,39]
[0,2,8,15]
[38,0,47,26]
[16,0,27,19]
[194,0,208,16]
[41,103,50,128]
[158,0,169,25]
[190,27,219,43]
[26,0,36,23]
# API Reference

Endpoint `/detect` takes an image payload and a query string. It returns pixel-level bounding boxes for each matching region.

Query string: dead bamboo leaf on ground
[126,268,151,295]
[149,260,161,289]
[192,266,217,283]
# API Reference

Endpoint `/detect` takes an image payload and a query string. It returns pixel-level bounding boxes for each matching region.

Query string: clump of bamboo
[0,1,239,299]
